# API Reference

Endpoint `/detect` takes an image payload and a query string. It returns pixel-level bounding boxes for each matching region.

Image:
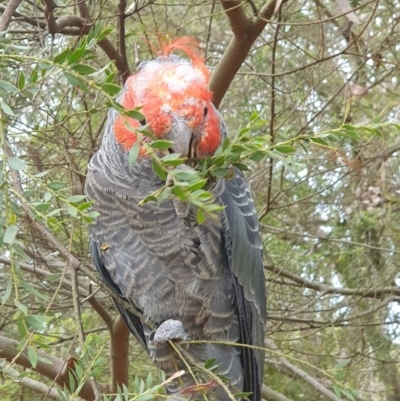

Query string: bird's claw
[149,319,187,346]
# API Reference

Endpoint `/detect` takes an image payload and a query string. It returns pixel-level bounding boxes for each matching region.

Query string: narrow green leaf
[172,170,200,182]
[27,346,38,368]
[197,207,205,224]
[128,142,140,168]
[4,225,17,244]
[35,170,50,178]
[0,80,18,94]
[126,108,145,121]
[333,385,342,398]
[14,299,28,315]
[30,67,38,83]
[8,157,27,170]
[67,195,86,203]
[0,100,15,116]
[26,315,49,331]
[234,392,253,399]
[44,192,52,202]
[275,145,296,153]
[53,48,70,65]
[68,47,86,65]
[149,140,174,150]
[152,157,166,181]
[64,72,88,92]
[136,394,154,401]
[310,137,330,147]
[67,206,78,218]
[101,83,121,96]
[2,279,12,304]
[210,167,229,178]
[204,358,216,369]
[71,64,96,75]
[17,73,25,89]
[47,181,67,190]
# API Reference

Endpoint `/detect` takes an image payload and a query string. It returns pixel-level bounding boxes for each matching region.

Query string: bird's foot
[149,319,187,346]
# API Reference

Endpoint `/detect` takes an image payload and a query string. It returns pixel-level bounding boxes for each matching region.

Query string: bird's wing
[218,169,266,401]
[90,239,148,351]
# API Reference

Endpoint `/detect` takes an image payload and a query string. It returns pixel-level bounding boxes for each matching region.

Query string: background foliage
[0,0,399,400]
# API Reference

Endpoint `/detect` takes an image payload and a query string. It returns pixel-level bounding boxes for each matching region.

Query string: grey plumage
[85,55,266,401]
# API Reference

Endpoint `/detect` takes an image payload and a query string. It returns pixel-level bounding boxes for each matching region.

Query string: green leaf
[135,394,154,401]
[27,346,38,368]
[197,207,205,224]
[32,202,51,212]
[68,46,86,65]
[67,206,78,218]
[17,73,24,91]
[0,80,19,94]
[26,315,50,331]
[53,48,70,65]
[128,142,140,168]
[172,170,200,182]
[335,359,351,369]
[275,145,296,153]
[47,181,67,191]
[204,358,216,369]
[14,299,28,315]
[310,137,330,147]
[8,157,27,170]
[101,83,121,96]
[2,279,12,304]
[0,100,15,116]
[4,225,17,244]
[71,64,96,75]
[152,157,166,181]
[67,195,86,203]
[234,392,253,399]
[126,108,145,121]
[64,72,88,92]
[44,192,52,202]
[333,385,342,398]
[161,153,185,166]
[30,67,38,83]
[149,140,174,150]
[35,170,50,178]
[210,167,228,178]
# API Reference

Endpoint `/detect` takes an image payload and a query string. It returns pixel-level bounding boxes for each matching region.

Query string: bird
[85,37,266,401]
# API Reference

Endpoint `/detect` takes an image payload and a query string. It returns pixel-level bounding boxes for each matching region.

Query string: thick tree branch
[265,339,341,401]
[41,3,130,81]
[210,0,278,107]
[0,0,22,32]
[0,361,66,400]
[0,335,96,401]
[110,315,130,393]
[261,384,294,401]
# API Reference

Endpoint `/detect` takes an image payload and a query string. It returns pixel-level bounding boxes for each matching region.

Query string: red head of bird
[114,37,222,158]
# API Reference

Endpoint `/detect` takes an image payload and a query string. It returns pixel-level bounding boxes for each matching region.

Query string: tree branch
[0,255,114,331]
[110,315,130,393]
[0,335,96,401]
[0,361,67,400]
[265,339,341,401]
[265,264,400,298]
[41,3,130,81]
[0,0,22,32]
[261,384,294,401]
[210,0,278,107]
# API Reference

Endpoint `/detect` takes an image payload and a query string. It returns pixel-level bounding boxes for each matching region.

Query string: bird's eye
[139,119,146,126]
[203,107,208,117]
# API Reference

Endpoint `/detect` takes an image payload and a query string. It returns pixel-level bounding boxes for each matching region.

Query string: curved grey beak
[164,121,192,157]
